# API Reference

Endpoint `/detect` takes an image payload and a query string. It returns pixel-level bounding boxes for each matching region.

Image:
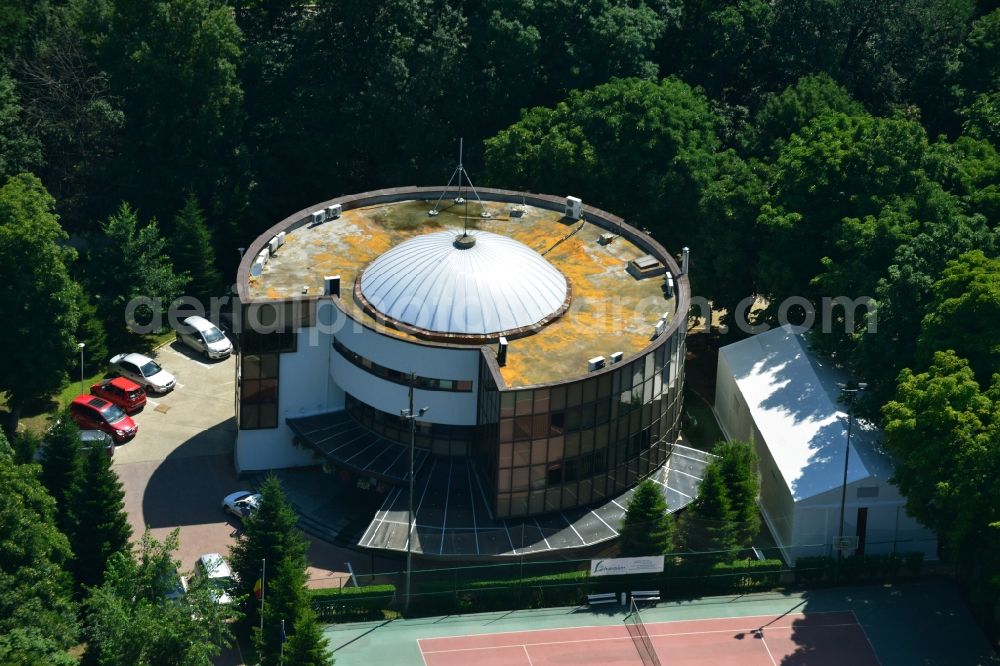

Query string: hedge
[309,584,396,621]
[793,552,925,586]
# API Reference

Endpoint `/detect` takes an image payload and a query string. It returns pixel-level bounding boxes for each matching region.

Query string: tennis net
[624,597,661,666]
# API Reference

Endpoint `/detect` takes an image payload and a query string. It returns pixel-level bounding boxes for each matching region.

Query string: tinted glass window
[140,360,162,376]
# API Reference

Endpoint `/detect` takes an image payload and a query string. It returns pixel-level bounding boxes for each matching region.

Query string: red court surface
[418,611,881,666]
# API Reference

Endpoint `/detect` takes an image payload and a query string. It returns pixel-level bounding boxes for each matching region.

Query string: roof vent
[588,356,606,372]
[497,336,509,366]
[453,233,477,249]
[599,233,615,245]
[627,254,666,280]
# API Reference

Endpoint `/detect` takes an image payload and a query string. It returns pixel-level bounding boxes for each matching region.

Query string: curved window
[333,339,473,392]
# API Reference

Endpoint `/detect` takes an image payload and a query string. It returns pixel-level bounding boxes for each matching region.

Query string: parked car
[194,553,234,604]
[175,315,233,360]
[109,352,176,394]
[35,429,115,461]
[90,376,147,413]
[221,491,261,520]
[69,395,138,443]
[163,571,188,603]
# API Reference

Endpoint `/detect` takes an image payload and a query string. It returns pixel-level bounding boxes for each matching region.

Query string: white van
[176,315,233,360]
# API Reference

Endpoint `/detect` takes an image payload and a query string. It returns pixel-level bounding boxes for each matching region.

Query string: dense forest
[1,0,999,660]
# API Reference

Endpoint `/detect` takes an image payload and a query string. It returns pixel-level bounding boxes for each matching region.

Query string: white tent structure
[714,325,936,564]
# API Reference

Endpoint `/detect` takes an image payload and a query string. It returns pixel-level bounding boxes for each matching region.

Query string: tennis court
[325,580,999,665]
[418,608,877,665]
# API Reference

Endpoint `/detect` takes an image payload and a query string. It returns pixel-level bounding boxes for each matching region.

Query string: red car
[69,395,138,443]
[91,376,147,413]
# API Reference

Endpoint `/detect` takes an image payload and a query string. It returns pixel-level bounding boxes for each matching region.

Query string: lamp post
[401,372,428,614]
[77,342,85,393]
[835,381,866,583]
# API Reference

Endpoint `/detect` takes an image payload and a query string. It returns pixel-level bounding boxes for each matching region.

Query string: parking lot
[112,339,356,586]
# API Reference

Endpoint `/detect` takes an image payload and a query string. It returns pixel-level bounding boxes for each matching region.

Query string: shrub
[309,584,396,621]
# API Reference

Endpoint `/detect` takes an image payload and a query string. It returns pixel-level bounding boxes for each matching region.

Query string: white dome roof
[358,229,569,337]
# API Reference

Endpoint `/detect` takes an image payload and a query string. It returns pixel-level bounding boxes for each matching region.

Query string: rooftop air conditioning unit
[610,351,624,364]
[276,231,286,247]
[250,258,265,278]
[268,237,279,255]
[588,356,606,372]
[653,319,665,339]
[497,336,509,366]
[326,203,342,219]
[310,210,326,225]
[665,274,675,297]
[565,196,582,220]
[257,248,269,265]
[599,233,615,245]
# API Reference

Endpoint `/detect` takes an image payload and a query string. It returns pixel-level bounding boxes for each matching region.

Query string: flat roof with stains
[247,198,676,388]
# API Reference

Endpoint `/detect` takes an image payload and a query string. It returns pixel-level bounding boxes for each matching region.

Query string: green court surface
[324,579,999,665]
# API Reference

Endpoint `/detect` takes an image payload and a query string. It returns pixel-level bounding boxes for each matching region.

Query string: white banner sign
[590,556,665,577]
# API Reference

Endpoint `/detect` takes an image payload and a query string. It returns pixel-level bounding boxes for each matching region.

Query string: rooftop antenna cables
[428,138,491,227]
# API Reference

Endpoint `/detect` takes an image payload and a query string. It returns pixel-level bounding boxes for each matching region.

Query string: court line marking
[417,604,857,643]
[851,609,883,666]
[522,644,534,666]
[759,630,778,666]
[419,621,864,654]
[416,610,854,647]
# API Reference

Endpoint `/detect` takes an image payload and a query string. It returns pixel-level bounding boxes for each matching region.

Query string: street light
[400,372,428,615]
[78,342,86,393]
[835,381,867,583]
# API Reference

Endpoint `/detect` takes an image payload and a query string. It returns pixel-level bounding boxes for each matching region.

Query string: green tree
[619,479,674,556]
[84,530,239,665]
[171,194,224,300]
[282,605,331,666]
[0,173,80,433]
[85,202,189,343]
[752,73,865,157]
[0,432,78,665]
[882,351,1000,588]
[66,444,132,591]
[0,72,43,182]
[74,0,245,221]
[684,463,738,557]
[228,475,308,630]
[39,412,82,534]
[713,440,760,547]
[484,77,721,241]
[75,289,109,375]
[254,555,329,665]
[918,251,1000,387]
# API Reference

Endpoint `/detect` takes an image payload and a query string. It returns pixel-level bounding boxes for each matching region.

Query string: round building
[234,186,709,558]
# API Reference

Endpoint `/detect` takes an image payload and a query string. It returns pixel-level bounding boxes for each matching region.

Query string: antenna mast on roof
[428,138,491,225]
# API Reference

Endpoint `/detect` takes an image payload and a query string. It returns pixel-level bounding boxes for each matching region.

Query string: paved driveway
[113,340,359,585]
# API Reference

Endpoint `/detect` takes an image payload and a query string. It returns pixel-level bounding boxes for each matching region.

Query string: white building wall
[330,323,481,426]
[236,324,339,473]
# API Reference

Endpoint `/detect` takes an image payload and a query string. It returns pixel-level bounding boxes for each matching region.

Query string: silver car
[109,352,176,394]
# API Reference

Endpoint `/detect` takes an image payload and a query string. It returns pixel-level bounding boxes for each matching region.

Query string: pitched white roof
[719,325,893,502]
[359,229,568,336]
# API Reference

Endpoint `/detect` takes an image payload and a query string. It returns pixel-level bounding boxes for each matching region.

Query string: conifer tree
[66,444,132,590]
[714,440,760,547]
[171,193,223,300]
[39,412,82,534]
[619,479,674,556]
[686,463,738,558]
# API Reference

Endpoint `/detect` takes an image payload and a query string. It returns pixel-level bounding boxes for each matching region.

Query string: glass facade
[238,329,296,429]
[345,393,477,456]
[481,327,687,519]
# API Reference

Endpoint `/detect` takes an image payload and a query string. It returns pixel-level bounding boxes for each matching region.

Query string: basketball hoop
[833,536,859,551]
